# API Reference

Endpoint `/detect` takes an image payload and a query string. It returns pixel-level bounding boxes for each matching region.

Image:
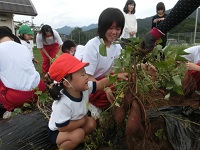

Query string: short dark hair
[40,24,54,42]
[156,2,165,12]
[62,40,76,53]
[97,8,125,39]
[123,0,136,14]
[0,26,21,44]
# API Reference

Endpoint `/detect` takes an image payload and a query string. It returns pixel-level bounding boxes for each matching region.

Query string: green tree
[70,27,86,45]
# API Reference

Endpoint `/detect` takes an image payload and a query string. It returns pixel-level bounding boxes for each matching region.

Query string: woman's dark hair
[40,24,54,43]
[156,2,165,12]
[123,0,136,14]
[62,40,76,53]
[48,74,72,100]
[0,26,21,44]
[97,8,125,40]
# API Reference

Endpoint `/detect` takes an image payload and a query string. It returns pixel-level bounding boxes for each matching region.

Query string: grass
[33,47,42,74]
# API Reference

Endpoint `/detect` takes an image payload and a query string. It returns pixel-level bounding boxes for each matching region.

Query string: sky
[14,0,178,29]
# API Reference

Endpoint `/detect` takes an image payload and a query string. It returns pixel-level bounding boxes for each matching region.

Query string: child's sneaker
[88,103,102,119]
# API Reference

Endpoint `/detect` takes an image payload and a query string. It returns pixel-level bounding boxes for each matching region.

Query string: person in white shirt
[0,26,46,118]
[36,25,63,75]
[121,0,137,39]
[18,24,38,64]
[60,39,85,61]
[82,8,128,119]
[47,53,127,150]
[74,45,85,61]
[181,45,200,97]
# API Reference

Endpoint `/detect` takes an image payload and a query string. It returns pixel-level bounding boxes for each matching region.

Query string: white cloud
[14,0,178,29]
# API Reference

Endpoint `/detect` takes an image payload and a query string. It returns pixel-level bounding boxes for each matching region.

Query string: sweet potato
[125,99,144,138]
[115,90,133,126]
[115,102,125,126]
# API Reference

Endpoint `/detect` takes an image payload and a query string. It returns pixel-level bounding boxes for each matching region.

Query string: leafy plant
[155,128,164,140]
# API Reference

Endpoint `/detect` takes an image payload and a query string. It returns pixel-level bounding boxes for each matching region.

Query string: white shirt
[82,37,122,79]
[0,41,40,90]
[36,29,63,48]
[20,40,34,59]
[121,13,137,38]
[48,81,96,131]
[74,45,85,61]
[181,45,200,64]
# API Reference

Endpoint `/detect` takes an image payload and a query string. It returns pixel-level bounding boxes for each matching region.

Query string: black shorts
[47,127,59,144]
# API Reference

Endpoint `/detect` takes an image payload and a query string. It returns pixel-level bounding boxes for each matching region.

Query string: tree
[69,27,86,45]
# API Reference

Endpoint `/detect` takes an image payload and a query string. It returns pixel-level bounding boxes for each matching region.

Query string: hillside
[56,8,200,36]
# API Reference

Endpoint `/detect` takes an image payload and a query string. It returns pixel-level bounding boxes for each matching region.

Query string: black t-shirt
[152,14,167,29]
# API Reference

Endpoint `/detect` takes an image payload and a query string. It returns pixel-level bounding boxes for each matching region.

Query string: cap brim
[68,62,89,74]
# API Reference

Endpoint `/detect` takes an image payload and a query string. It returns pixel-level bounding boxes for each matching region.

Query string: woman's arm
[185,62,200,71]
[158,0,200,34]
[40,48,52,60]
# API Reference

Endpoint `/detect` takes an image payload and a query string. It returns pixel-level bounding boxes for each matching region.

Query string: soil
[95,89,200,150]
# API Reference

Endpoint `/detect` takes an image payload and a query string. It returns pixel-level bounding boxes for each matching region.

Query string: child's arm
[58,117,86,132]
[185,62,200,71]
[95,73,128,104]
[96,73,128,91]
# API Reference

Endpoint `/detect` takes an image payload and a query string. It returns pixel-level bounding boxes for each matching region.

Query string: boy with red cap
[47,53,127,150]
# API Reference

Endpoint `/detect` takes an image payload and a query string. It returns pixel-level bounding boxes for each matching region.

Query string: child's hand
[117,72,128,81]
[186,62,200,71]
[104,87,115,104]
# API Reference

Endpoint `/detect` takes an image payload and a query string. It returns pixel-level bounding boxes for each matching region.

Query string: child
[36,24,63,75]
[47,53,128,150]
[181,45,200,97]
[0,26,46,118]
[61,39,77,55]
[60,39,85,61]
[82,7,127,118]
[18,24,38,64]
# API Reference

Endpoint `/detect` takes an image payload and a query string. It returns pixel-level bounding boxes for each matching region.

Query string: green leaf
[109,75,118,84]
[39,92,49,103]
[172,75,182,86]
[34,90,42,95]
[155,44,163,51]
[155,128,163,140]
[115,102,120,107]
[114,58,122,68]
[23,103,31,108]
[99,43,107,56]
[175,55,188,61]
[175,48,190,61]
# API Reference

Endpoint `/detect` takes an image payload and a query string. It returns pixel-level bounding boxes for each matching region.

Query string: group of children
[0,7,129,150]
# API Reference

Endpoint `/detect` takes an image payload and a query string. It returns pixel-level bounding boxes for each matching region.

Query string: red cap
[49,53,89,82]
